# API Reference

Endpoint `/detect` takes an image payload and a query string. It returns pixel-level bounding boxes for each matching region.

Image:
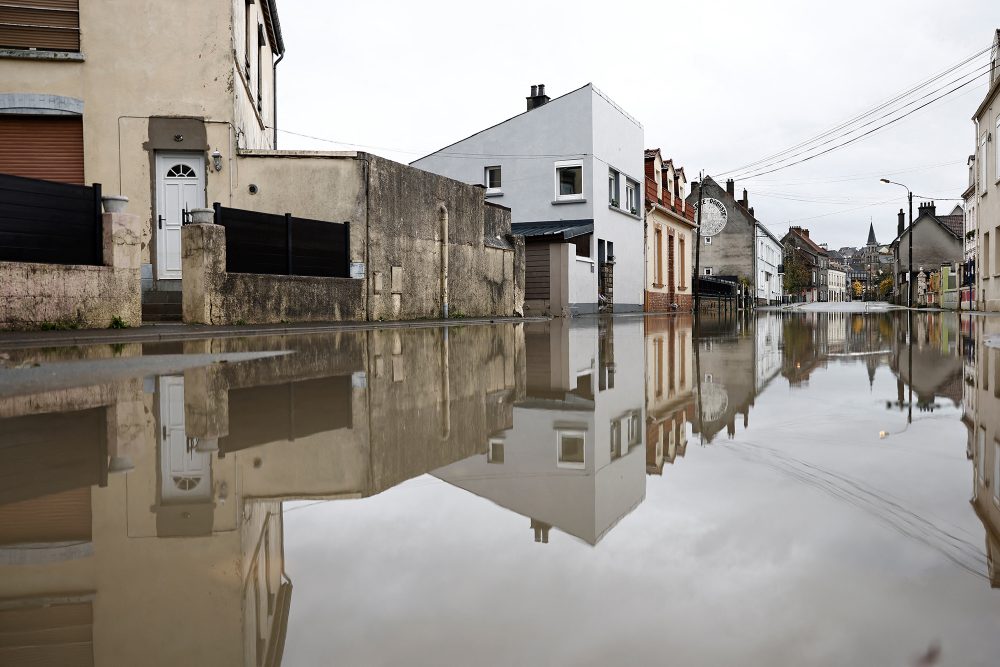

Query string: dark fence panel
[0,172,102,265]
[213,203,349,278]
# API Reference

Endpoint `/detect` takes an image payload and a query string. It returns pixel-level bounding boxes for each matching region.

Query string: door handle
[158,215,164,229]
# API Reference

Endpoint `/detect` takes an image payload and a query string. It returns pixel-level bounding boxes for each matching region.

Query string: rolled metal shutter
[0,0,80,51]
[0,115,84,184]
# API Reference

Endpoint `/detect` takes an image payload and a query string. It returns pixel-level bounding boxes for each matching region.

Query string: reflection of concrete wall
[966,318,1000,587]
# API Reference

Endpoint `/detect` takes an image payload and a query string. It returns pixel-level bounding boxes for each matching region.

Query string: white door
[155,152,205,279]
[158,376,212,503]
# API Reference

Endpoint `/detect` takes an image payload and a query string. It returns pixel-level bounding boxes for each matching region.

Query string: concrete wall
[895,216,962,296]
[0,212,141,329]
[688,177,755,282]
[182,223,365,325]
[365,154,520,320]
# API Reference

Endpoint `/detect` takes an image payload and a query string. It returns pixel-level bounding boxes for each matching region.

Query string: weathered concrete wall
[182,223,364,325]
[0,212,141,329]
[365,154,522,320]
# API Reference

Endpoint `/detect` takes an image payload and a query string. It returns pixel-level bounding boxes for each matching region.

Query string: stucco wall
[687,178,755,282]
[0,212,141,329]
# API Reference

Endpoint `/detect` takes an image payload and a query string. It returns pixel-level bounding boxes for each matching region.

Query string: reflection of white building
[434,318,646,545]
[755,313,783,390]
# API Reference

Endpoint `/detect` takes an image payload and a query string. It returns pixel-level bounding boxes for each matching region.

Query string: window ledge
[553,197,586,205]
[0,48,84,62]
[652,283,665,289]
[485,190,503,198]
[608,204,641,220]
[575,256,595,264]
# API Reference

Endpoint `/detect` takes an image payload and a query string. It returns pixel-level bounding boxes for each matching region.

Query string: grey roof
[512,219,593,240]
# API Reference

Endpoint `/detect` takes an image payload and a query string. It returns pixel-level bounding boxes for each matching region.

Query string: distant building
[781,226,828,302]
[413,83,645,316]
[892,202,962,306]
[686,177,782,305]
[963,155,977,309]
[828,261,847,302]
[643,149,696,311]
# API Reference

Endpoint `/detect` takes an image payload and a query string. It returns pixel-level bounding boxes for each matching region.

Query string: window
[555,160,583,200]
[573,233,591,258]
[244,0,253,79]
[995,439,1000,505]
[257,24,265,112]
[984,231,991,277]
[704,267,713,276]
[995,226,1000,276]
[628,412,641,446]
[607,241,614,261]
[705,236,712,244]
[557,430,586,469]
[679,238,686,288]
[978,428,986,485]
[488,439,504,464]
[608,168,620,206]
[981,134,988,194]
[625,180,638,214]
[654,228,663,285]
[0,0,80,52]
[996,117,1000,183]
[610,421,622,459]
[485,165,501,193]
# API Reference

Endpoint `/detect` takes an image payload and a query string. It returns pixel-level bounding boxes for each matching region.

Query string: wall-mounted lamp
[173,134,184,142]
[211,149,223,172]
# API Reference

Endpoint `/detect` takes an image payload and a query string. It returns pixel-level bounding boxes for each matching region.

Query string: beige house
[643,149,696,311]
[974,30,1000,311]
[643,314,694,474]
[0,1,522,325]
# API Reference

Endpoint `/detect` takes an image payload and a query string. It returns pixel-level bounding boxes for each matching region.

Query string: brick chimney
[917,201,936,217]
[897,208,905,236]
[741,188,748,209]
[726,179,735,197]
[526,83,550,111]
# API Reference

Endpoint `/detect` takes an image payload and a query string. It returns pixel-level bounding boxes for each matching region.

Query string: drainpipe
[439,204,449,318]
[441,327,450,440]
[272,51,284,148]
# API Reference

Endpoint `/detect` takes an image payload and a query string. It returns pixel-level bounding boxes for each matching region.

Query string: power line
[730,62,990,180]
[732,68,991,181]
[717,44,992,177]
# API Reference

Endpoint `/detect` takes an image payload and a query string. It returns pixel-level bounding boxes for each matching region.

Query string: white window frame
[608,168,620,206]
[704,267,713,276]
[981,133,989,195]
[996,117,1000,184]
[484,165,502,194]
[487,438,505,464]
[555,159,584,201]
[625,179,638,214]
[704,236,712,244]
[556,429,586,469]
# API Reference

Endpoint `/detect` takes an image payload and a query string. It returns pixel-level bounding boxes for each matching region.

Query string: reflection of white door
[155,153,204,279]
[158,376,211,503]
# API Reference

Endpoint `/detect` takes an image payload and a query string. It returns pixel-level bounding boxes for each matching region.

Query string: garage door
[0,115,84,184]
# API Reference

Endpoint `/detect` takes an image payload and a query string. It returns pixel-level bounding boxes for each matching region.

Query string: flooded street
[1,312,998,666]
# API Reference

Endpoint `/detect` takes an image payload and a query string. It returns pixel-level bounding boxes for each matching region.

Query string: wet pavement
[0,312,997,666]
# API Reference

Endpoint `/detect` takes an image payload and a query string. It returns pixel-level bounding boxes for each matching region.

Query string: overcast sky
[274,0,997,250]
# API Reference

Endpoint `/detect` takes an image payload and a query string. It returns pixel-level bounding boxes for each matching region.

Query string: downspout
[272,51,284,148]
[439,204,449,318]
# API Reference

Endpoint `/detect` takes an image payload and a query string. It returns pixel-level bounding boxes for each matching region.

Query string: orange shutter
[0,0,80,51]
[0,116,84,184]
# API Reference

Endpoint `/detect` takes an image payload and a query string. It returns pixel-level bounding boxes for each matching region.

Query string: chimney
[741,188,748,209]
[897,208,905,236]
[526,83,550,111]
[726,179,735,197]
[800,228,810,239]
[917,201,936,217]
[749,206,754,217]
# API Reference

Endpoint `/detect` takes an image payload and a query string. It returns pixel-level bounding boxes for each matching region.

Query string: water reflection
[0,310,996,665]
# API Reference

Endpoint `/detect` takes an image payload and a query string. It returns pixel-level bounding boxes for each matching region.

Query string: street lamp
[880,178,913,308]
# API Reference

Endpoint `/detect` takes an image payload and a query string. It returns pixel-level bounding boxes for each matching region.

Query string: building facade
[893,202,962,306]
[686,177,781,304]
[974,31,1000,311]
[412,84,645,315]
[781,226,827,302]
[828,262,847,301]
[963,155,978,309]
[643,149,696,311]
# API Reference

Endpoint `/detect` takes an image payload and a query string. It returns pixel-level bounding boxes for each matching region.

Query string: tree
[783,248,811,296]
[852,280,864,298]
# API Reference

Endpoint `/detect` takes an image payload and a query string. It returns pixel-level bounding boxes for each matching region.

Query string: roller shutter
[0,0,80,52]
[0,115,84,184]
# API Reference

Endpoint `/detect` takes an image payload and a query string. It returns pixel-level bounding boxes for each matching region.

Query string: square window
[485,166,501,192]
[628,411,641,446]
[610,420,622,459]
[608,169,620,205]
[705,236,712,244]
[488,439,504,464]
[555,161,583,200]
[704,267,713,276]
[557,430,586,468]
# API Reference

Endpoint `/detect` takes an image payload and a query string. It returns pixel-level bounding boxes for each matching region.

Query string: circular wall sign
[695,198,728,237]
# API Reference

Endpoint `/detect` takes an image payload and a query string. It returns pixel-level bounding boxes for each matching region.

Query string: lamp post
[880,179,913,308]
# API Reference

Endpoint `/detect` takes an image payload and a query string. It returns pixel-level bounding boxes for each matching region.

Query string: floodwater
[0,312,998,666]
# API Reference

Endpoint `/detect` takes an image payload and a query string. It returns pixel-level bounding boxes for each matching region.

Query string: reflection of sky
[282,358,1000,666]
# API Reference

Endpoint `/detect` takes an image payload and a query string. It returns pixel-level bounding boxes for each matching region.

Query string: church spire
[866,221,877,247]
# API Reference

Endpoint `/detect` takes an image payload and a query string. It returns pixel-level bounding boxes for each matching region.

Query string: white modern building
[756,223,783,305]
[412,84,645,315]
